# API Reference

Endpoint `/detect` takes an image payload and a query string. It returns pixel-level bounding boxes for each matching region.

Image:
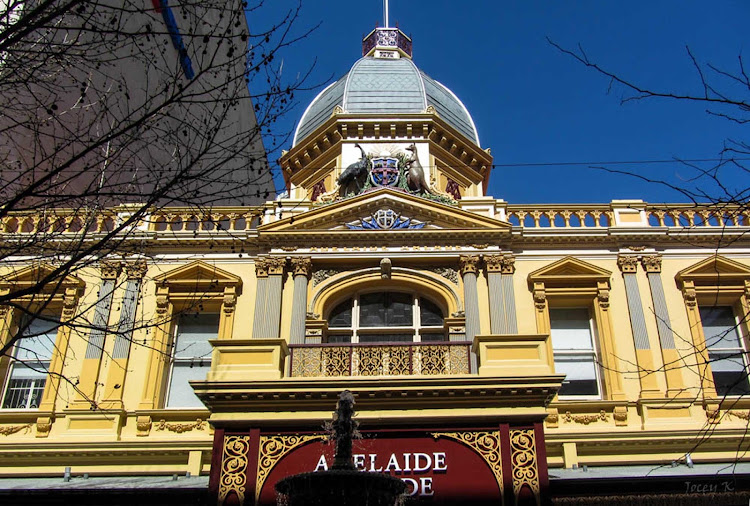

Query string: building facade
[1,25,750,506]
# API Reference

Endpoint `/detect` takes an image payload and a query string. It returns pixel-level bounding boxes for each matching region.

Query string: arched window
[326,292,446,344]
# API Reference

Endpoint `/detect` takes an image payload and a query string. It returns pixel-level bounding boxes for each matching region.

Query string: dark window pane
[359,333,413,343]
[385,293,412,326]
[421,332,447,342]
[710,351,750,396]
[700,306,742,349]
[420,298,444,326]
[328,334,352,344]
[329,299,353,328]
[360,292,413,327]
[359,292,387,327]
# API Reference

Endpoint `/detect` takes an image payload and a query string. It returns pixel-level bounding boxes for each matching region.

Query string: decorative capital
[617,255,639,274]
[99,260,122,280]
[459,255,480,276]
[266,257,287,276]
[641,255,662,273]
[124,259,147,280]
[501,255,516,274]
[484,254,503,273]
[290,257,313,278]
[533,282,547,311]
[255,258,269,278]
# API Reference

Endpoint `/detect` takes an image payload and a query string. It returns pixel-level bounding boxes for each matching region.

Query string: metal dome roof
[293,56,480,147]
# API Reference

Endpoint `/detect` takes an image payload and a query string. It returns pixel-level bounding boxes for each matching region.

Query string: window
[699,306,750,396]
[165,313,219,408]
[549,308,601,397]
[2,315,60,409]
[327,292,445,343]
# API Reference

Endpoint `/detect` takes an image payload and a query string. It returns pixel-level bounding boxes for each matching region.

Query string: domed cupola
[293,27,480,147]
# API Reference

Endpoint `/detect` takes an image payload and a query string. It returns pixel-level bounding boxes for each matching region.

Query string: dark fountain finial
[332,390,357,470]
[275,390,406,506]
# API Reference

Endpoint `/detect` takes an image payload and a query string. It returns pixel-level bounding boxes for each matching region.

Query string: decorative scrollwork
[218,435,250,505]
[290,344,471,377]
[155,418,206,433]
[256,435,324,502]
[429,267,459,284]
[0,424,31,436]
[510,429,540,504]
[432,431,503,497]
[727,410,750,421]
[562,410,608,425]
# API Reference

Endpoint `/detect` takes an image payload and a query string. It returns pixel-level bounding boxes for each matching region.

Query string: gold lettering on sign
[431,431,503,497]
[218,435,250,506]
[256,435,325,502]
[510,429,540,504]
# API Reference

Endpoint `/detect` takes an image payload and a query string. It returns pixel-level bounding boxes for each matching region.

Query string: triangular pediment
[528,257,611,287]
[155,261,241,291]
[259,188,510,234]
[0,263,84,291]
[676,255,750,286]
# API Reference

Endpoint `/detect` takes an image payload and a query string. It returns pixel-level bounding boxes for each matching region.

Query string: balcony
[288,342,472,377]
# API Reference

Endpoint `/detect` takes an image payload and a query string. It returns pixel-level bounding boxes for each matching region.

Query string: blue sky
[251,1,749,204]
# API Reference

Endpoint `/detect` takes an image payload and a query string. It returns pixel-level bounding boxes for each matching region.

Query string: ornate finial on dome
[362,18,412,59]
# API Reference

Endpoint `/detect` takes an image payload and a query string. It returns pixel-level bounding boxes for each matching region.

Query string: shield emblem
[369,157,399,187]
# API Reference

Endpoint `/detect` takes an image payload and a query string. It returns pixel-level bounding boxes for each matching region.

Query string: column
[484,254,505,334]
[289,257,312,344]
[100,259,147,410]
[501,256,518,333]
[460,255,481,372]
[71,260,121,409]
[264,257,286,339]
[643,255,686,397]
[251,258,268,338]
[617,255,660,398]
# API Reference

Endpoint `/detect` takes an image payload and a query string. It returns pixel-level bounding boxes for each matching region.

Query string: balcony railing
[288,342,472,378]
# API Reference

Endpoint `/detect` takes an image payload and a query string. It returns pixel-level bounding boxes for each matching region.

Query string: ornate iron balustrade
[289,342,472,378]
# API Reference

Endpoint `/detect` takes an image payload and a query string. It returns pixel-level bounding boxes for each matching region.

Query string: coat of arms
[369,157,400,187]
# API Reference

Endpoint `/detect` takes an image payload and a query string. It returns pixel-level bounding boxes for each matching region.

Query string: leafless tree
[0,0,314,406]
[548,38,749,213]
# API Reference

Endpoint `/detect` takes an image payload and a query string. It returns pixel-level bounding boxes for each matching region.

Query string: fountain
[275,391,407,506]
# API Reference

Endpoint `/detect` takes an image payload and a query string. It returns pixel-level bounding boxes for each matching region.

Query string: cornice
[193,375,563,416]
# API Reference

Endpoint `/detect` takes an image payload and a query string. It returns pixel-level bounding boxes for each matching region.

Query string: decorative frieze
[429,267,459,284]
[155,418,206,434]
[312,269,341,287]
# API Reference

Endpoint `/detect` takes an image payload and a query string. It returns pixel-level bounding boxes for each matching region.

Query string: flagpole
[384,0,389,28]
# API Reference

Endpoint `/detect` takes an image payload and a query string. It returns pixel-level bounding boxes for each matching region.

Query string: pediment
[155,261,241,291]
[676,255,750,286]
[0,263,84,291]
[528,257,611,286]
[258,188,509,234]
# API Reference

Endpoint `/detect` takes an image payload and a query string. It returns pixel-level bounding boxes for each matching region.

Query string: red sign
[259,433,502,505]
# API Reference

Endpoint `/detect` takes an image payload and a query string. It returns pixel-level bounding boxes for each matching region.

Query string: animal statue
[337,143,369,195]
[404,144,434,194]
